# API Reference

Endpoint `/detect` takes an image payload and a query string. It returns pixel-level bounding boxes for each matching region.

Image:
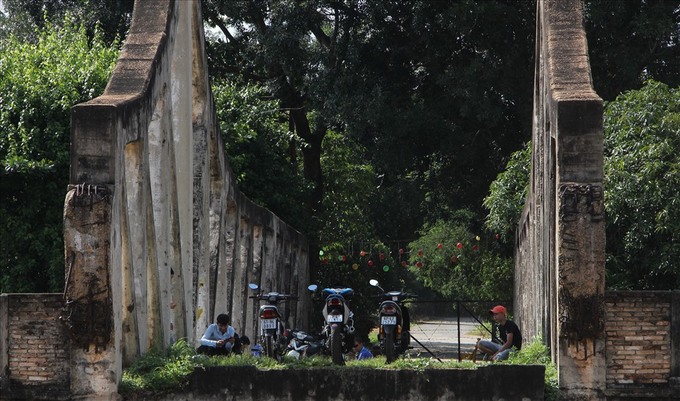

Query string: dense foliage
[484,80,680,290]
[0,19,119,292]
[1,0,678,295]
[585,0,680,100]
[407,213,513,301]
[203,0,537,246]
[0,0,132,44]
[604,80,680,289]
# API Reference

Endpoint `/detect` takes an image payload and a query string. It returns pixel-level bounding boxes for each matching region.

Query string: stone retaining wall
[123,365,546,401]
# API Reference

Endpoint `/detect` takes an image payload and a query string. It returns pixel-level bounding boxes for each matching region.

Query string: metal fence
[404,299,512,361]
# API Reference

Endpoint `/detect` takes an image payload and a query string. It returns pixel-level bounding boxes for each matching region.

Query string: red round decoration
[450,255,458,264]
[401,261,408,267]
[360,250,367,257]
[416,261,423,268]
[495,233,501,240]
[472,245,479,251]
[437,243,443,249]
[418,249,423,257]
[342,255,348,262]
[368,260,374,267]
[456,242,463,249]
[379,252,385,260]
[399,248,405,255]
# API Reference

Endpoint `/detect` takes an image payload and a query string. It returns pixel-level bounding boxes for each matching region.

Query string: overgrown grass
[119,337,558,398]
[506,337,560,401]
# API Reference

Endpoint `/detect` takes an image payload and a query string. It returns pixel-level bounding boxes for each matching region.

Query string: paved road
[406,317,488,361]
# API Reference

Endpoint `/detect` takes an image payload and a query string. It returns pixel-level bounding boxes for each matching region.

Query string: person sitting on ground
[353,336,374,360]
[196,313,237,356]
[232,335,249,355]
[477,305,522,361]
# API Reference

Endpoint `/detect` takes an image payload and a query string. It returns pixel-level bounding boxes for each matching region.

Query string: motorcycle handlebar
[378,292,418,300]
[249,293,298,301]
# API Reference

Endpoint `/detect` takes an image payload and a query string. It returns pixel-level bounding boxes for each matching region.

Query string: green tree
[484,80,680,290]
[483,140,531,245]
[212,79,311,232]
[0,18,119,292]
[585,0,680,101]
[0,0,132,44]
[319,130,376,246]
[202,0,538,252]
[407,212,513,301]
[604,80,680,289]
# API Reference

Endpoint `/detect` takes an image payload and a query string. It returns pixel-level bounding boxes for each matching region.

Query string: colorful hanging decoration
[368,259,374,267]
[360,250,367,257]
[401,261,408,267]
[352,263,359,270]
[383,266,390,272]
[456,242,463,249]
[416,261,423,268]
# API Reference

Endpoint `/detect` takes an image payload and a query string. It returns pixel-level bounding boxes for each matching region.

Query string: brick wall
[0,293,70,400]
[605,291,679,400]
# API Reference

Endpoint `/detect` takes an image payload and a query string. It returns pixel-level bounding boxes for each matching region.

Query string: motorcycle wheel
[385,332,396,363]
[330,327,345,365]
[264,336,275,359]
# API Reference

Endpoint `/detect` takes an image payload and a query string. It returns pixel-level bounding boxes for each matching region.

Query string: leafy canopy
[604,80,680,289]
[484,80,680,290]
[0,17,119,293]
[407,211,513,301]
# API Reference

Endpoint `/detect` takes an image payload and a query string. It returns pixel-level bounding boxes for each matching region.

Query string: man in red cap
[477,305,522,361]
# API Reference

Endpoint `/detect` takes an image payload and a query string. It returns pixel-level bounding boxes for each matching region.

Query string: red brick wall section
[605,291,672,387]
[4,294,70,388]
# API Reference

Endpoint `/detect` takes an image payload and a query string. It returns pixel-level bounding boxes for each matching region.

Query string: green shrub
[506,337,560,401]
[120,338,553,396]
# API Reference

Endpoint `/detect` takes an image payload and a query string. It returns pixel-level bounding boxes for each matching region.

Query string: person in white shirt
[196,313,236,356]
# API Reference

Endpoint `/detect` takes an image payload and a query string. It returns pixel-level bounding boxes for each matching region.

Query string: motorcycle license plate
[261,319,277,330]
[327,314,343,323]
[381,316,397,325]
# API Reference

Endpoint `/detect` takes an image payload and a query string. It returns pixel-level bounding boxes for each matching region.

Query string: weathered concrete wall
[516,0,605,399]
[61,1,309,399]
[0,294,70,400]
[123,365,546,401]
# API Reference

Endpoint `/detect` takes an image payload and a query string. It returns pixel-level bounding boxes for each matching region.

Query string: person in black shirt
[477,305,522,361]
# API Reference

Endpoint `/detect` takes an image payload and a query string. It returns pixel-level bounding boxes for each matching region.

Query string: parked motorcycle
[369,279,417,363]
[284,329,324,359]
[248,283,297,360]
[307,284,356,365]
